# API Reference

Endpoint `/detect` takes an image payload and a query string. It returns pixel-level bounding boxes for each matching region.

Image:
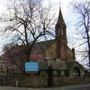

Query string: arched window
[72,67,80,76]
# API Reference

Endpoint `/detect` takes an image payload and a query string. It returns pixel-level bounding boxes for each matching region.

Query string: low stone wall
[0,74,90,87]
[7,75,48,88]
[53,76,90,86]
[0,75,48,87]
[19,76,48,87]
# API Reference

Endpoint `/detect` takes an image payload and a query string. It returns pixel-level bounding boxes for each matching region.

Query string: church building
[1,8,86,77]
[32,9,86,77]
[31,9,75,61]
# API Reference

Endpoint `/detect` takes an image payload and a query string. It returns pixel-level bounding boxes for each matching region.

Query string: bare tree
[73,1,90,67]
[1,0,55,72]
[3,0,54,59]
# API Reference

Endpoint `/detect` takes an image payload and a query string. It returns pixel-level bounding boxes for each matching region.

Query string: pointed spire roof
[56,8,66,27]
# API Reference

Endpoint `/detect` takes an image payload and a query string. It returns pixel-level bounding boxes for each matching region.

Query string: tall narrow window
[61,29,63,36]
[57,28,60,36]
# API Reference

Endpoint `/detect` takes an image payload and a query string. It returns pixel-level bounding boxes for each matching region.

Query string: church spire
[55,7,67,60]
[56,8,66,28]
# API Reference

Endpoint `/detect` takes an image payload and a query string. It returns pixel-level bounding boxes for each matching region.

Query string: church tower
[55,8,67,60]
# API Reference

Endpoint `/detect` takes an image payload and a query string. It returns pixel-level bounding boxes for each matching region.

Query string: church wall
[67,48,75,61]
[60,44,67,60]
[44,43,56,59]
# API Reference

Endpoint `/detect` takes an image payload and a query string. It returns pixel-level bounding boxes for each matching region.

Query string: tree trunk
[85,27,90,67]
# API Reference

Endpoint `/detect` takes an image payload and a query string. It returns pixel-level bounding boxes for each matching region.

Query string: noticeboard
[25,61,39,72]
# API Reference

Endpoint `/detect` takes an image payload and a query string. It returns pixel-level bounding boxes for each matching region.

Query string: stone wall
[0,74,90,87]
[53,76,90,86]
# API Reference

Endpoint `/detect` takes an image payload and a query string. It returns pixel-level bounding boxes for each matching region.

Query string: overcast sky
[0,0,89,51]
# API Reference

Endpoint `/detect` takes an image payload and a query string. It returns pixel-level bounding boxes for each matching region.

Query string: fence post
[16,80,18,87]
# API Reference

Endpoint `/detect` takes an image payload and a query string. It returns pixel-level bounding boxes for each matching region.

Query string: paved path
[61,84,90,90]
[0,84,90,90]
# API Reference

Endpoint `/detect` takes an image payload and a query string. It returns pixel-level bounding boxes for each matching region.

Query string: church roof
[33,39,55,53]
[31,39,55,54]
[65,61,86,71]
[31,39,55,60]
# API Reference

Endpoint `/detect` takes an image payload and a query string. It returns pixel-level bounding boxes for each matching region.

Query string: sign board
[25,61,39,72]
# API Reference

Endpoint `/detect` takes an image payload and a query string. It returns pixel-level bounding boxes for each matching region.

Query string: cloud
[0,0,7,14]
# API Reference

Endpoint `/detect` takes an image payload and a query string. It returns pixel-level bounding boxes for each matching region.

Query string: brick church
[1,8,86,77]
[30,9,75,61]
[30,9,86,77]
